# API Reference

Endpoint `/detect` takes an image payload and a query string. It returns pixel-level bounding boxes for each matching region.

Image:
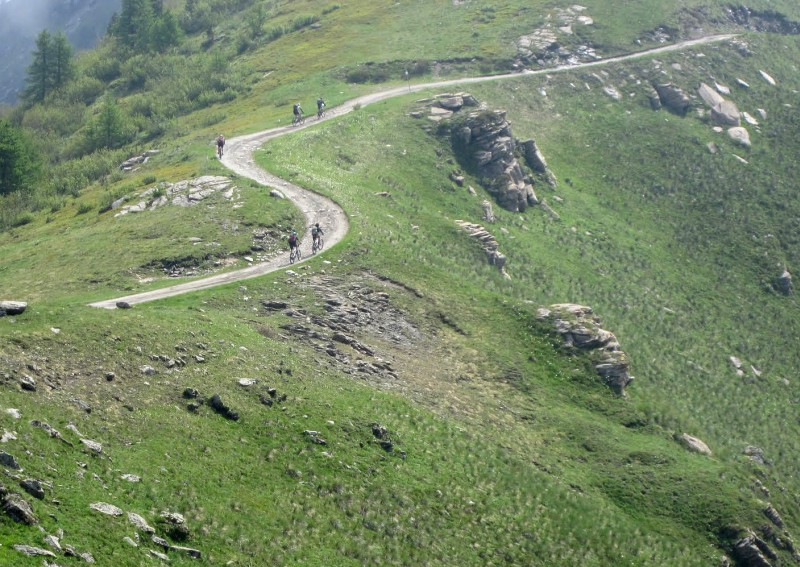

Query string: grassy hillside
[3,1,800,565]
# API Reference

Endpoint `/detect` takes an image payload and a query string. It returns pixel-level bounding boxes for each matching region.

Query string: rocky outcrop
[455,220,510,279]
[450,109,541,212]
[2,485,39,525]
[734,532,776,567]
[537,304,633,395]
[113,175,239,216]
[0,301,27,316]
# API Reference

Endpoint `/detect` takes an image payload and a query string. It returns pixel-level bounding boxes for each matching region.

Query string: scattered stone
[1,430,16,443]
[304,430,327,445]
[141,365,157,376]
[0,300,27,316]
[742,112,759,126]
[3,492,38,524]
[121,474,141,482]
[735,78,750,88]
[80,439,103,454]
[757,108,767,120]
[183,388,199,399]
[603,85,622,100]
[160,511,190,541]
[715,82,731,95]
[30,421,74,446]
[208,395,239,421]
[128,511,156,533]
[455,220,510,278]
[44,534,62,551]
[745,446,767,465]
[776,267,793,295]
[730,356,743,369]
[149,549,169,560]
[0,451,21,469]
[698,83,725,108]
[727,127,751,148]
[238,378,257,387]
[676,433,712,455]
[19,375,36,391]
[13,544,55,557]
[90,502,124,516]
[5,408,21,419]
[20,479,45,499]
[116,301,132,309]
[105,372,116,381]
[758,70,776,86]
[123,537,139,547]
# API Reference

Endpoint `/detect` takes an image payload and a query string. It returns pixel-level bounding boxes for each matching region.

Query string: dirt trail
[90,34,735,309]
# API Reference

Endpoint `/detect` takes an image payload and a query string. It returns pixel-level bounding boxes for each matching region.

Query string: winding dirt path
[89,34,735,309]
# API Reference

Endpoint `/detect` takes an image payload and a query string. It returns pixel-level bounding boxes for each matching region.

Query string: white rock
[730,356,743,369]
[759,70,776,86]
[90,502,124,516]
[757,108,767,120]
[741,112,759,126]
[677,433,712,455]
[714,82,730,95]
[81,439,103,454]
[727,126,751,148]
[128,512,156,533]
[121,474,141,482]
[5,408,21,419]
[238,378,257,387]
[736,78,750,88]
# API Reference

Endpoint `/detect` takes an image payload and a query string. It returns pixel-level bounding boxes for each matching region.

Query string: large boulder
[697,83,724,108]
[711,100,741,126]
[654,83,691,116]
[676,433,712,455]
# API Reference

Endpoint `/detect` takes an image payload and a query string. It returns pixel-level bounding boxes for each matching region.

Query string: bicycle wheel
[289,248,297,264]
[318,236,324,250]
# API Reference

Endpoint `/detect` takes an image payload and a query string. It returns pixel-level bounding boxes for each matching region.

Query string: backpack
[289,234,297,244]
[311,226,319,237]
[217,136,224,145]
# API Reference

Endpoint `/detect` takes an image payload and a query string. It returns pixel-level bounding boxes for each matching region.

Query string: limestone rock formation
[711,100,741,126]
[536,304,633,395]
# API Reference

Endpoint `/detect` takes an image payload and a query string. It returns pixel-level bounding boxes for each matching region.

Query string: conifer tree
[0,121,40,195]
[21,30,75,106]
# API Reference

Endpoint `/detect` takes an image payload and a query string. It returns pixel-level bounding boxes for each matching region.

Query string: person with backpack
[288,229,299,252]
[316,97,325,119]
[216,134,225,158]
[311,222,324,252]
[292,103,304,125]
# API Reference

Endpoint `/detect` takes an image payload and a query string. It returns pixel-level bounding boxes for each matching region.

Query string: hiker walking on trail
[316,96,325,118]
[292,103,304,125]
[216,134,225,158]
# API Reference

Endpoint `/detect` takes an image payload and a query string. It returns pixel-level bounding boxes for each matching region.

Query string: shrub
[292,15,320,31]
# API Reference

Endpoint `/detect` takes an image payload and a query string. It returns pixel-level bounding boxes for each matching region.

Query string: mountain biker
[311,223,324,247]
[216,134,225,158]
[292,103,303,124]
[316,97,325,118]
[288,229,299,252]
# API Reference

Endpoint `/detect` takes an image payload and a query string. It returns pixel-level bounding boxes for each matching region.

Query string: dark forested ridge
[0,0,121,103]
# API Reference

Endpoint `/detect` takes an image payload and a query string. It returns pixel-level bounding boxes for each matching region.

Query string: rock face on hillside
[537,304,633,395]
[450,109,541,212]
[654,83,691,116]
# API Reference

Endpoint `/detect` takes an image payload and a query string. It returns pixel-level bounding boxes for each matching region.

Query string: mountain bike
[292,114,305,126]
[317,106,326,120]
[289,245,302,264]
[312,235,324,254]
[217,144,224,159]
